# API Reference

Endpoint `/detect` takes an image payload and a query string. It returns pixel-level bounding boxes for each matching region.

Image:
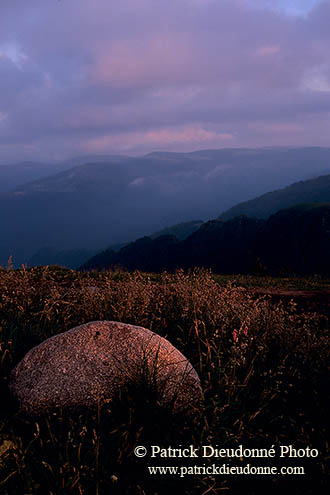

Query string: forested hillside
[82,204,330,276]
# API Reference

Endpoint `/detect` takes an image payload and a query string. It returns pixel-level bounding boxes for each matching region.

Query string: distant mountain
[0,161,70,193]
[220,174,330,220]
[26,220,203,268]
[1,147,330,267]
[0,154,131,193]
[81,204,330,276]
[77,220,203,271]
[80,216,264,273]
[60,154,132,168]
[105,220,204,252]
[149,220,204,241]
[27,246,98,269]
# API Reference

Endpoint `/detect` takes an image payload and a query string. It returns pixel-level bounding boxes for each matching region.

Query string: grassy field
[0,266,329,494]
[213,273,330,290]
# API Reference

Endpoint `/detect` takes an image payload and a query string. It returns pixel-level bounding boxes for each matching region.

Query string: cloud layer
[0,0,329,161]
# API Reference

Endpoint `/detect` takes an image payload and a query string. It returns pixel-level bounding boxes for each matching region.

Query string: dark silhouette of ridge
[81,204,330,276]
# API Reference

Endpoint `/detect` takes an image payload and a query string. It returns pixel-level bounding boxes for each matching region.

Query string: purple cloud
[0,0,329,161]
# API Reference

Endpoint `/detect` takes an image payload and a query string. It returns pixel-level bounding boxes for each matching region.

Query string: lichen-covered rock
[10,321,203,416]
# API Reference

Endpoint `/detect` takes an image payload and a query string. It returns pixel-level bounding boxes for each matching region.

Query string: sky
[0,0,329,162]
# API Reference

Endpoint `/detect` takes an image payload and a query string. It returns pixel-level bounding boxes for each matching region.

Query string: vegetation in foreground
[0,266,329,494]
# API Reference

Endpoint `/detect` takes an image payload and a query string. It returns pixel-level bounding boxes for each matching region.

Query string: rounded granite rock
[10,321,203,416]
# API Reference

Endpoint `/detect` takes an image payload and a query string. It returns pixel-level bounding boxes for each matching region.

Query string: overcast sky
[0,0,329,162]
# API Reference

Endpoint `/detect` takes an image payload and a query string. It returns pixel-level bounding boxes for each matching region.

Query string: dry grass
[0,265,329,494]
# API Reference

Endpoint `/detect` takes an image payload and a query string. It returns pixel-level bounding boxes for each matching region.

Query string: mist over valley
[1,146,330,268]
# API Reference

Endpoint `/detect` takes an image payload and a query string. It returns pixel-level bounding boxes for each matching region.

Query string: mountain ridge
[81,203,330,276]
[219,173,330,220]
[2,146,330,267]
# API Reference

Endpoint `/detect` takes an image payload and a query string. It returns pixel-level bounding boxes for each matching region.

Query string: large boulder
[10,321,203,416]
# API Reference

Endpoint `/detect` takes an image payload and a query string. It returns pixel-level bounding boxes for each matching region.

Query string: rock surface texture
[10,321,203,416]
